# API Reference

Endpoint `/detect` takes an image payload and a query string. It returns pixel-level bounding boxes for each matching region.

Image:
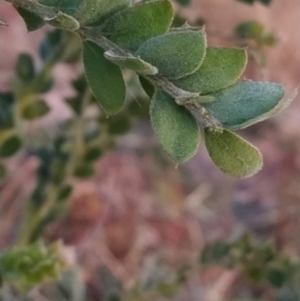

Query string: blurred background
[0,0,300,300]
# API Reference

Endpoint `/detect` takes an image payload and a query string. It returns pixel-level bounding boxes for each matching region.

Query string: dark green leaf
[0,164,7,180]
[201,81,285,129]
[108,115,131,135]
[15,53,35,83]
[15,6,44,32]
[73,164,95,179]
[235,20,276,46]
[150,90,200,163]
[38,0,84,15]
[204,129,263,178]
[38,78,54,93]
[22,100,50,120]
[84,147,102,162]
[139,76,155,98]
[174,47,247,94]
[57,184,73,201]
[39,29,63,61]
[200,241,231,264]
[83,41,126,115]
[74,0,131,25]
[266,266,287,288]
[104,50,158,75]
[100,0,174,50]
[0,93,15,130]
[136,29,207,79]
[65,96,83,115]
[0,136,22,158]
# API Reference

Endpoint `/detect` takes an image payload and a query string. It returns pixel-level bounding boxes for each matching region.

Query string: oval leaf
[174,47,247,94]
[136,29,207,80]
[15,7,45,32]
[15,53,35,84]
[74,0,131,25]
[22,100,50,120]
[201,81,285,129]
[83,41,126,115]
[0,136,22,158]
[205,129,263,178]
[100,0,174,50]
[150,90,200,163]
[104,50,158,75]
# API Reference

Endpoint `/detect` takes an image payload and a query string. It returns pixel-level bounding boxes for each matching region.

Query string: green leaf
[204,129,263,178]
[84,147,103,162]
[0,93,15,130]
[0,241,66,291]
[15,7,45,32]
[74,0,131,25]
[15,53,35,83]
[0,136,22,158]
[38,0,84,15]
[100,0,174,50]
[73,164,95,179]
[22,100,50,120]
[0,163,7,180]
[104,50,158,75]
[108,115,131,135]
[57,184,73,201]
[266,266,287,288]
[150,90,200,163]
[83,41,126,115]
[139,76,155,98]
[201,81,285,130]
[136,29,206,79]
[200,240,231,264]
[174,47,247,94]
[65,96,83,115]
[235,20,276,46]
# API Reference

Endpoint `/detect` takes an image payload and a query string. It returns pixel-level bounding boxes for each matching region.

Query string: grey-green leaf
[74,0,131,25]
[100,0,174,51]
[150,90,200,163]
[136,29,206,80]
[104,50,158,75]
[22,100,50,120]
[201,81,285,129]
[38,0,84,15]
[83,41,126,115]
[205,129,263,178]
[174,47,247,94]
[15,7,45,32]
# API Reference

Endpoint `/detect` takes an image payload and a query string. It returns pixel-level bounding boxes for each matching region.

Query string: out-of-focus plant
[200,234,300,301]
[0,0,295,298]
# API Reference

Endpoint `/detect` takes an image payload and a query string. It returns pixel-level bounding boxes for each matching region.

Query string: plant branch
[78,28,221,129]
[5,0,222,130]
